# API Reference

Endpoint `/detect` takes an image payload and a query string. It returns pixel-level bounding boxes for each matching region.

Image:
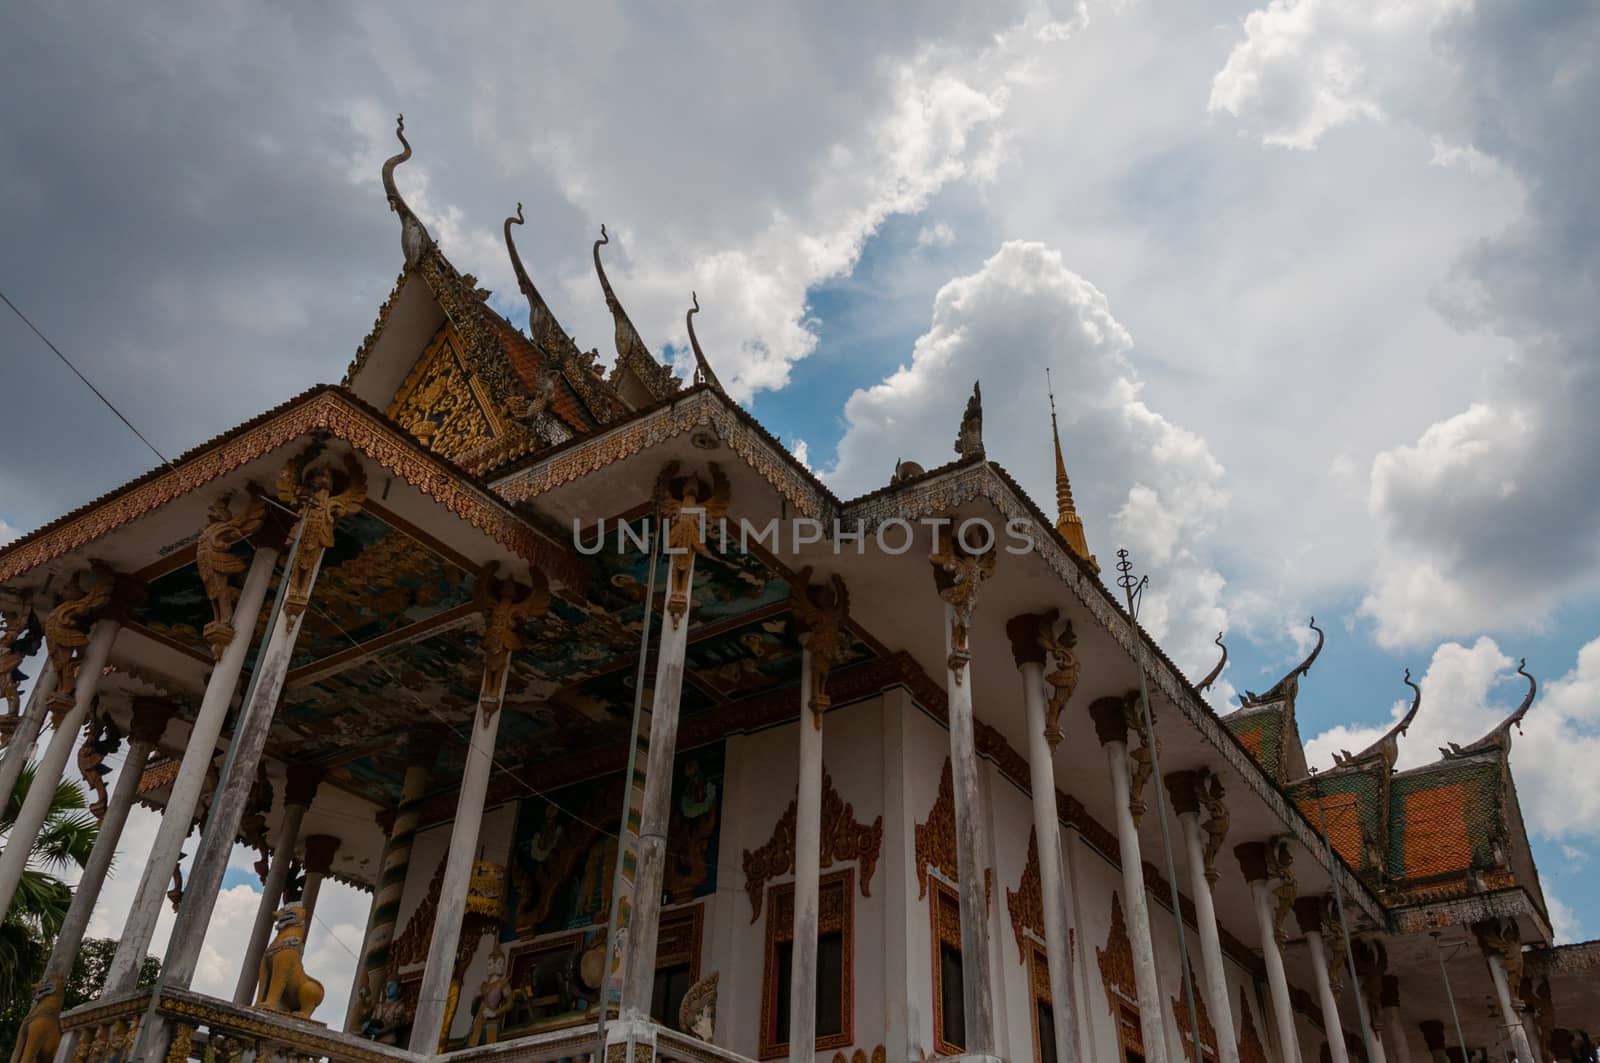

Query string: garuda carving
[1123,691,1157,826]
[276,446,367,621]
[1197,770,1229,889]
[474,563,550,720]
[1038,609,1079,749]
[0,601,43,721]
[929,526,994,682]
[196,488,265,659]
[790,567,851,724]
[42,563,115,711]
[655,462,730,626]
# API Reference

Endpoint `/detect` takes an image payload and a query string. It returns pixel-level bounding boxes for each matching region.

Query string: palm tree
[0,760,99,999]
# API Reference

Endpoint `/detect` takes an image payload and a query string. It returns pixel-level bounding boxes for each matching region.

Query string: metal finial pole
[1310,773,1377,1063]
[1433,932,1472,1062]
[1116,547,1202,1063]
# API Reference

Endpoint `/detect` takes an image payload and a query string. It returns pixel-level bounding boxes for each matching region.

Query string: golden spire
[1047,368,1096,571]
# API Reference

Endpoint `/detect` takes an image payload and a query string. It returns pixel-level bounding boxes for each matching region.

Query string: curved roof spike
[685,291,725,394]
[1241,616,1324,706]
[1508,657,1537,733]
[1196,632,1228,693]
[381,113,433,267]
[1398,667,1422,735]
[592,224,678,403]
[1331,667,1420,770]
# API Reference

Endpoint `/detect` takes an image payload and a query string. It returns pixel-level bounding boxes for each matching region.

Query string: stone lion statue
[9,977,64,1063]
[256,903,325,1019]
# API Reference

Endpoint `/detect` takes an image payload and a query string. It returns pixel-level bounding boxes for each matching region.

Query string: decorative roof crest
[686,292,726,395]
[1242,616,1323,706]
[1196,632,1227,694]
[954,380,984,460]
[1440,657,1537,760]
[381,114,434,268]
[594,224,679,401]
[1333,667,1421,771]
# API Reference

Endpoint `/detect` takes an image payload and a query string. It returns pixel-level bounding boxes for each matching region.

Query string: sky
[2,0,1598,1013]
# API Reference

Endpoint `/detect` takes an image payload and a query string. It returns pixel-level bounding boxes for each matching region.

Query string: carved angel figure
[76,705,121,821]
[1198,770,1230,888]
[473,563,550,717]
[43,565,115,704]
[276,449,367,620]
[655,462,731,625]
[1267,838,1297,945]
[0,603,43,717]
[929,526,995,678]
[1123,692,1156,826]
[196,490,266,655]
[1037,610,1079,749]
[790,566,851,720]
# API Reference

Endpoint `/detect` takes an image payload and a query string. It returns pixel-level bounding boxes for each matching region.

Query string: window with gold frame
[1026,940,1058,1063]
[759,868,854,1060]
[652,904,705,1031]
[930,877,966,1057]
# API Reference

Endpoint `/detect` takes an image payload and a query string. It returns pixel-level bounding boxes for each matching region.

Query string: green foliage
[67,938,162,1008]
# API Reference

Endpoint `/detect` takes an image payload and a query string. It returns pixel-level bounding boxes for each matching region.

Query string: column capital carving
[276,445,368,621]
[1088,695,1130,747]
[43,561,119,708]
[791,567,851,725]
[473,562,550,721]
[1293,896,1326,935]
[1197,770,1229,888]
[303,833,341,876]
[196,487,267,660]
[1005,611,1051,667]
[655,461,729,627]
[1234,841,1269,883]
[128,698,177,745]
[284,763,325,809]
[1266,836,1297,945]
[1164,770,1201,816]
[929,525,994,683]
[1472,916,1524,993]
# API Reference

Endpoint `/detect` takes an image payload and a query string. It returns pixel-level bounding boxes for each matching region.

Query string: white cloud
[0,518,17,546]
[824,239,1233,687]
[1545,890,1580,944]
[916,221,958,248]
[789,438,812,471]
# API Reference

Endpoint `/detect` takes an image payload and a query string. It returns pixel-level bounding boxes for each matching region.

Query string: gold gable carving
[914,757,992,914]
[741,768,883,922]
[1097,891,1138,1012]
[1237,986,1270,1063]
[1172,961,1218,1063]
[386,323,504,459]
[1007,828,1044,963]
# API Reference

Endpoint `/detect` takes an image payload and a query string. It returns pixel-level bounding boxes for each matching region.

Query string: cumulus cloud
[916,221,958,248]
[824,240,1233,690]
[0,518,16,546]
[1304,633,1600,852]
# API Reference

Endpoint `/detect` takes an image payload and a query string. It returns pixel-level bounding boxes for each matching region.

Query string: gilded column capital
[654,461,729,627]
[1164,770,1201,817]
[1088,695,1130,747]
[790,567,850,725]
[0,597,42,721]
[284,764,326,809]
[128,698,177,746]
[43,562,118,709]
[929,524,994,683]
[1198,770,1229,888]
[1004,610,1051,668]
[1472,917,1524,994]
[196,487,267,660]
[276,446,368,621]
[303,834,341,877]
[473,562,550,721]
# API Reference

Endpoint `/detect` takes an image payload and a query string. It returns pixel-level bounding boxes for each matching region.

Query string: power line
[0,285,175,470]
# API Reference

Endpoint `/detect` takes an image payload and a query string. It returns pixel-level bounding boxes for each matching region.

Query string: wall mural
[505,740,726,939]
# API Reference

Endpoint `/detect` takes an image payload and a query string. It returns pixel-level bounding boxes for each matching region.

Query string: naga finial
[954,380,985,460]
[686,291,726,394]
[1439,657,1539,761]
[1241,616,1323,706]
[592,224,678,402]
[1508,658,1537,734]
[1197,632,1228,693]
[382,113,433,268]
[1398,668,1422,735]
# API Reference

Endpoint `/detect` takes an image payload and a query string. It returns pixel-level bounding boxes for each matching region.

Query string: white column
[409,669,512,1053]
[945,600,997,1057]
[0,619,118,919]
[234,769,316,1005]
[1302,930,1349,1063]
[1171,796,1239,1063]
[347,748,434,1031]
[787,647,823,1063]
[1237,843,1300,1063]
[1062,824,1093,1063]
[106,545,278,994]
[1091,698,1167,1063]
[1013,628,1081,1063]
[0,666,60,814]
[619,553,696,1020]
[40,701,169,984]
[1484,952,1535,1063]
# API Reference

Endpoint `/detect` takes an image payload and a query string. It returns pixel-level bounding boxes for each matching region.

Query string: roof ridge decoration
[685,292,726,395]
[382,114,434,268]
[954,380,985,460]
[1046,368,1095,570]
[1196,632,1227,694]
[1241,616,1323,707]
[502,202,564,415]
[593,224,681,403]
[1331,667,1421,772]
[1439,657,1537,761]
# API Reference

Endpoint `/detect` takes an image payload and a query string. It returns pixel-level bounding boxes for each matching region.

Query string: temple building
[2,115,1596,1063]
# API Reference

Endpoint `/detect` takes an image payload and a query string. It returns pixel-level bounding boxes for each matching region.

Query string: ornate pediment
[1097,891,1138,1012]
[1007,828,1044,963]
[914,757,993,912]
[741,767,882,922]
[386,322,506,459]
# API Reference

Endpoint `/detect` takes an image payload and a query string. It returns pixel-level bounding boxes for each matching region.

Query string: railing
[62,994,757,1063]
[64,987,426,1063]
